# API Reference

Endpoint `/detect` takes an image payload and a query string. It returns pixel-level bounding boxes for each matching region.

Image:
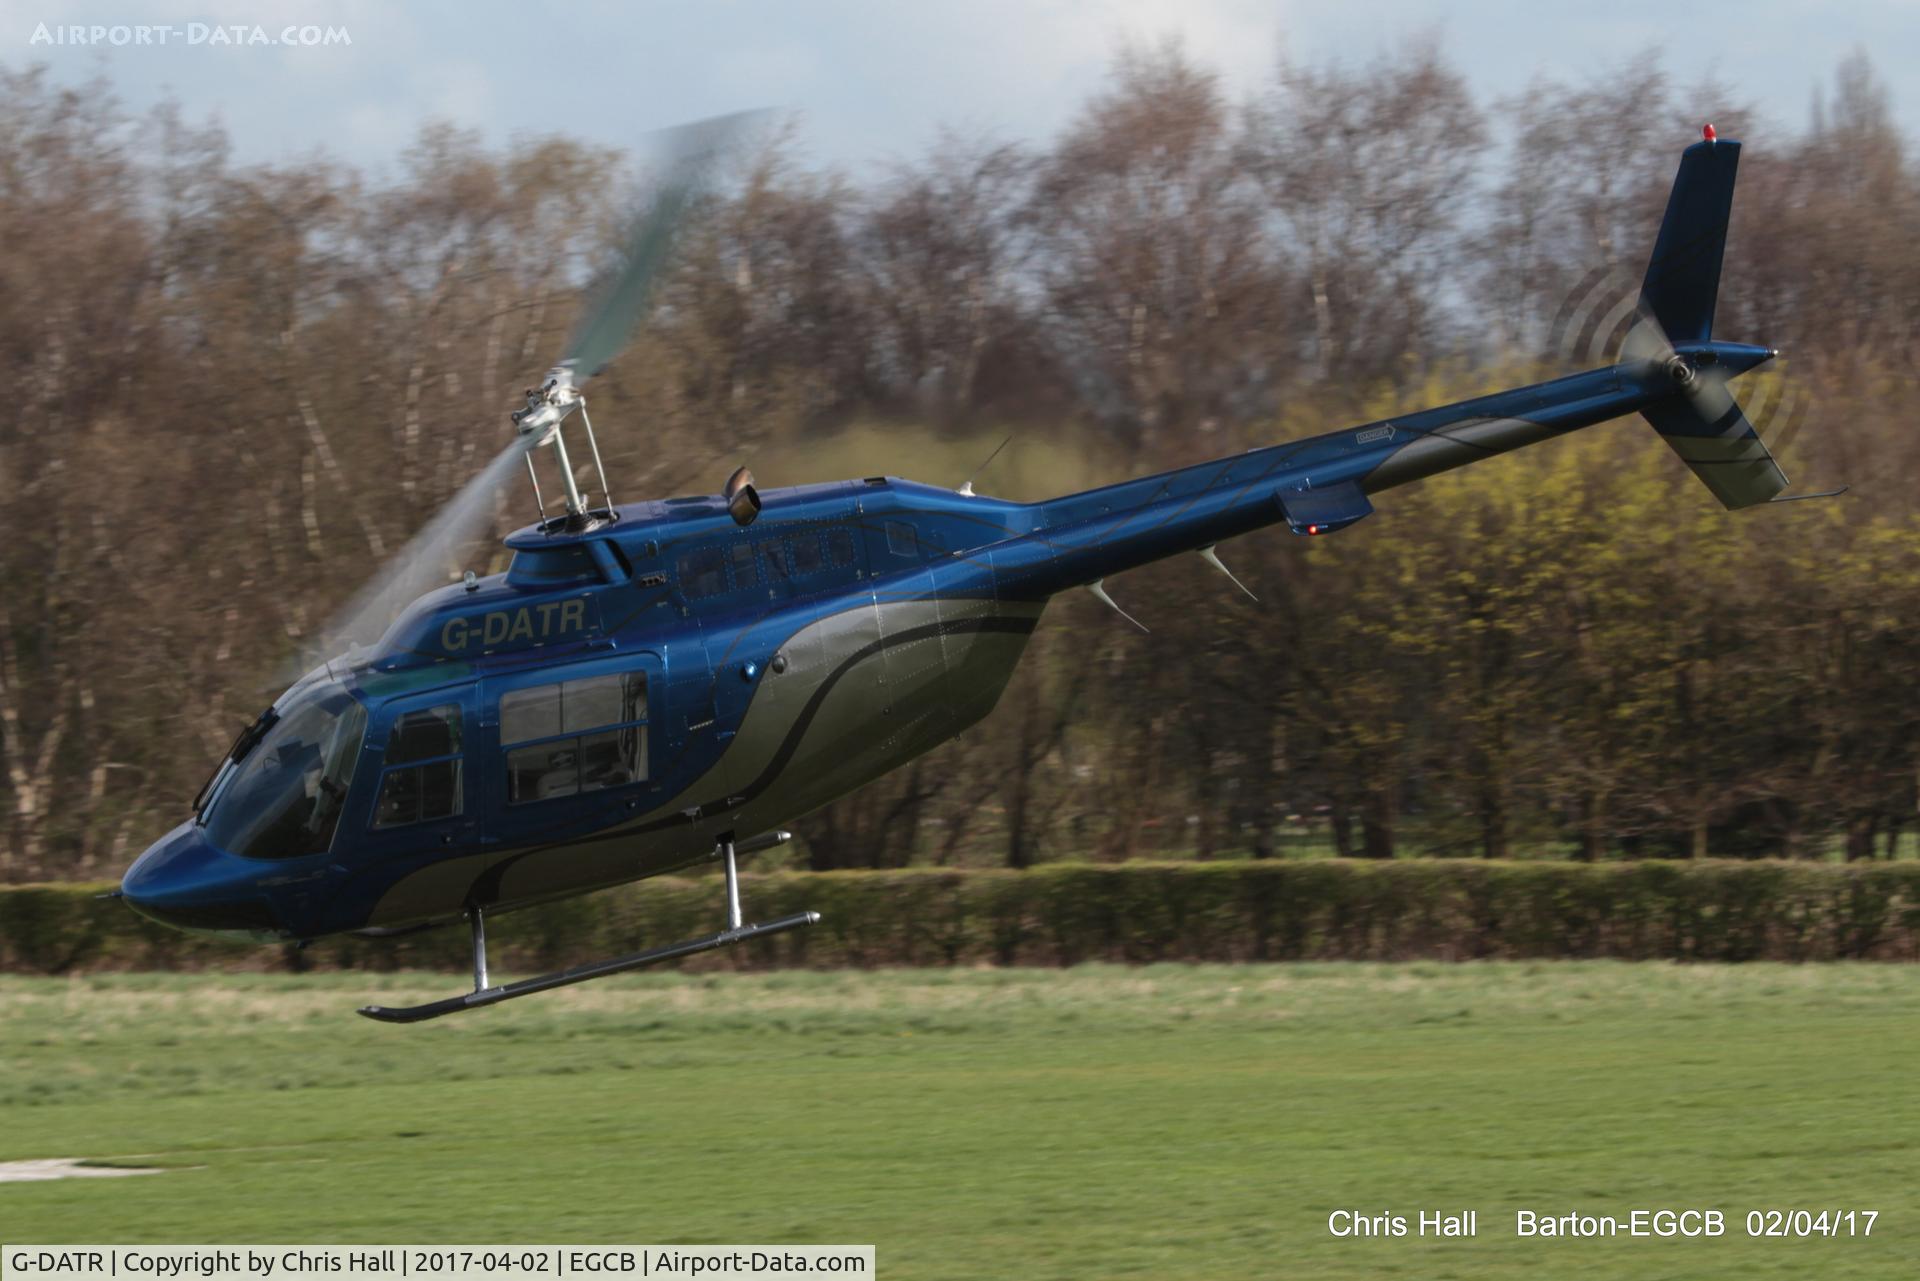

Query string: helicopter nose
[121,824,287,939]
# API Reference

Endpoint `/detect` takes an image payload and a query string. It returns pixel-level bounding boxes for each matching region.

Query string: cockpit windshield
[203,680,366,860]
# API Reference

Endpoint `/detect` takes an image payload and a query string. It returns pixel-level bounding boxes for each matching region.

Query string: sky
[8,0,1919,176]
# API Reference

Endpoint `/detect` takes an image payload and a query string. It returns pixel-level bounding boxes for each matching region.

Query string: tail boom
[943,131,1791,599]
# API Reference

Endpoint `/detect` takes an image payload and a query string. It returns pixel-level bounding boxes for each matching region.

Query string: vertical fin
[1636,130,1789,509]
[1640,132,1740,345]
[1641,386,1788,509]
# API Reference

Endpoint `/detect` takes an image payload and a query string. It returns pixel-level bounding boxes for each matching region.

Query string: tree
[1027,39,1279,450]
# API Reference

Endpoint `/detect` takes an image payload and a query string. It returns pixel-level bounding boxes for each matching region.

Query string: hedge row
[6,860,1920,976]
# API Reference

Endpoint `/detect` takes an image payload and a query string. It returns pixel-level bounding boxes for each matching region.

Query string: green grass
[2,964,1918,1278]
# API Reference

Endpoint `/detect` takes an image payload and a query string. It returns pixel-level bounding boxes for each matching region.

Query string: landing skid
[357,832,816,1024]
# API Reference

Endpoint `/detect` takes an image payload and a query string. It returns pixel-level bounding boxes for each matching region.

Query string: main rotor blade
[299,433,538,667]
[559,109,766,383]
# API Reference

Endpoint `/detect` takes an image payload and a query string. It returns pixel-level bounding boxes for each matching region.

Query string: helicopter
[119,119,1836,1022]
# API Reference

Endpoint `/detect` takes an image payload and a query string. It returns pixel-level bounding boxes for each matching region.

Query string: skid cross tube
[357,832,813,1024]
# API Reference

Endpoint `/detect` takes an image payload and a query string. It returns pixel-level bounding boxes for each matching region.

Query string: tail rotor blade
[560,109,766,384]
[1620,305,1677,367]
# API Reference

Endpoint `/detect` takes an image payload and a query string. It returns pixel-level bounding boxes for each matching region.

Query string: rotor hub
[509,366,584,444]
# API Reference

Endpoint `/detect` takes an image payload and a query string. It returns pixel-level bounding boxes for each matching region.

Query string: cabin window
[504,671,648,804]
[677,546,727,598]
[790,533,825,577]
[761,541,790,582]
[826,527,856,567]
[884,520,917,558]
[373,704,464,829]
[508,545,600,585]
[730,542,758,589]
[499,684,560,742]
[205,681,365,859]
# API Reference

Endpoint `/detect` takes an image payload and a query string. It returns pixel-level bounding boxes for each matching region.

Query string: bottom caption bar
[3,1248,875,1281]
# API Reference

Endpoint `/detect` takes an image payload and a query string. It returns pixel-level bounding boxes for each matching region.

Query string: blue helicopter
[120,120,1831,1022]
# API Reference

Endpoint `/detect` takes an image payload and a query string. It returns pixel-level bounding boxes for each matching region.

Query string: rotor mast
[510,363,611,529]
[500,109,763,533]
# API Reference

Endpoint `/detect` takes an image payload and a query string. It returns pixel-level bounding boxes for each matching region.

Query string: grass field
[2,963,1918,1279]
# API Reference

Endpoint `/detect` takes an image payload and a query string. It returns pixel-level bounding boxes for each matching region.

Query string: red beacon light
[1702,123,1717,143]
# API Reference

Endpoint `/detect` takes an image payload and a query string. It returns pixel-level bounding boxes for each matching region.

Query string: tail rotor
[1547,128,1837,510]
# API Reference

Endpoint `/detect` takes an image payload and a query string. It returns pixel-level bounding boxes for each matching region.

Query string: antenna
[957,434,1014,498]
[1086,579,1148,632]
[1197,545,1259,601]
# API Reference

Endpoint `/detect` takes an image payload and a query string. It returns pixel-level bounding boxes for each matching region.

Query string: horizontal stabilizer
[1278,481,1374,535]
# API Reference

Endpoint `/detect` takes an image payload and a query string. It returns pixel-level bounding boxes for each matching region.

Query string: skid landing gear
[357,831,815,1024]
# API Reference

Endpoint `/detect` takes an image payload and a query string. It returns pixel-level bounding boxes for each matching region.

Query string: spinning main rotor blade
[284,111,766,678]
[299,434,539,667]
[559,109,765,383]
